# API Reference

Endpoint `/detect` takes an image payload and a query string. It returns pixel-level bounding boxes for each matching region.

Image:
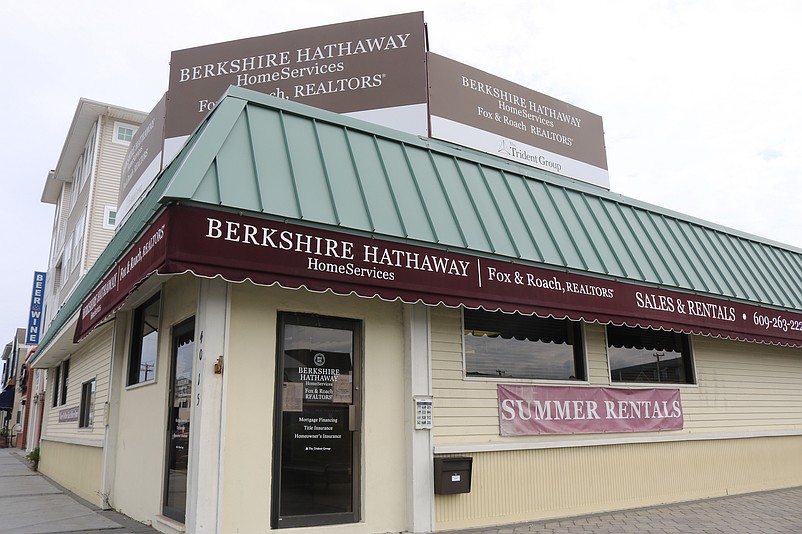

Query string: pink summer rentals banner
[498,384,684,436]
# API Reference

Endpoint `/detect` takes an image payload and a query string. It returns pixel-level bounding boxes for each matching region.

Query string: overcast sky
[1,0,800,347]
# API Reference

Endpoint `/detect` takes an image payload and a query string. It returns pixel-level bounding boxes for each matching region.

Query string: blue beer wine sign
[26,271,46,344]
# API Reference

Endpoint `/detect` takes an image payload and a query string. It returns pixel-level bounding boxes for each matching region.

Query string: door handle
[349,404,357,432]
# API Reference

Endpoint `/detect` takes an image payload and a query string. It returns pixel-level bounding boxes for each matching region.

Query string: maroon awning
[75,205,802,347]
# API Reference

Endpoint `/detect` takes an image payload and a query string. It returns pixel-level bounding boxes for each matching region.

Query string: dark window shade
[464,309,585,381]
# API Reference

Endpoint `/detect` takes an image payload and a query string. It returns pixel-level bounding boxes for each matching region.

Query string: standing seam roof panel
[710,230,763,301]
[371,141,434,241]
[477,166,526,258]
[214,112,260,210]
[596,200,645,280]
[579,195,628,278]
[316,125,372,230]
[529,182,584,269]
[617,207,670,285]
[652,215,708,292]
[490,169,543,261]
[346,132,406,236]
[686,224,746,298]
[402,147,462,245]
[723,233,771,303]
[566,191,618,274]
[281,114,338,223]
[456,160,513,255]
[764,248,802,304]
[678,223,734,296]
[742,240,793,305]
[248,107,301,219]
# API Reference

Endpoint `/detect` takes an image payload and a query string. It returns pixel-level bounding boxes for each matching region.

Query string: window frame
[462,308,588,383]
[79,378,96,429]
[51,359,70,408]
[60,358,70,405]
[51,365,61,408]
[72,209,86,272]
[113,121,136,145]
[79,125,96,192]
[127,292,161,387]
[70,159,82,210]
[103,206,117,230]
[605,325,697,386]
[63,233,73,274]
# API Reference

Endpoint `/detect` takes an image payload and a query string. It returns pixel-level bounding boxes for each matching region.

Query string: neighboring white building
[41,99,146,330]
[31,99,144,493]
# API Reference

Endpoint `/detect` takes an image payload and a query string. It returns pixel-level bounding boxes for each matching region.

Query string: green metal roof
[163,86,802,310]
[33,85,802,363]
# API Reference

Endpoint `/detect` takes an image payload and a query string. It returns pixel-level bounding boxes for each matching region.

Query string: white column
[186,278,228,533]
[100,310,130,509]
[404,303,435,533]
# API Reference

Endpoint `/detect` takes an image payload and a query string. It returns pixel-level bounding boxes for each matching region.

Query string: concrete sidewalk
[0,448,155,534]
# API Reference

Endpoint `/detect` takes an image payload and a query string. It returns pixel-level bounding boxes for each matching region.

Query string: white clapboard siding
[85,117,131,268]
[43,325,113,444]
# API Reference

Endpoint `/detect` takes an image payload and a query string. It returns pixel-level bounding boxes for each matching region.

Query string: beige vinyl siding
[111,275,197,524]
[42,324,113,444]
[434,435,802,530]
[85,117,136,268]
[219,284,409,534]
[61,153,92,294]
[39,439,104,505]
[431,306,802,447]
[684,336,802,432]
[53,183,72,260]
[432,305,802,529]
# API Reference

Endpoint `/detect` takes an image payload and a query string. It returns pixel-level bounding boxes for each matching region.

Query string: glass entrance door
[163,318,194,523]
[272,313,361,529]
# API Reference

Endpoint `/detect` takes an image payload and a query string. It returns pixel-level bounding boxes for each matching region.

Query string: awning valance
[74,205,802,348]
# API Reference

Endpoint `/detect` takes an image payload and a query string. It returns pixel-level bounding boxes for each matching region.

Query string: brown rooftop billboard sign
[165,12,428,144]
[427,53,609,188]
[118,94,166,225]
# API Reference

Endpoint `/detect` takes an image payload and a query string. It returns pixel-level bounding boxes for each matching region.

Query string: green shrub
[26,446,40,470]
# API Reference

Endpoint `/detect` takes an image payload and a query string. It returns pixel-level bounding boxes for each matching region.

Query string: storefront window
[607,325,695,384]
[464,309,585,381]
[128,293,160,386]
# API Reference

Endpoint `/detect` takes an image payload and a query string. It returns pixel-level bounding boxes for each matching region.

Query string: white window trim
[103,206,118,230]
[72,209,87,272]
[63,234,73,273]
[78,124,98,192]
[70,161,81,210]
[78,377,97,430]
[113,121,136,145]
